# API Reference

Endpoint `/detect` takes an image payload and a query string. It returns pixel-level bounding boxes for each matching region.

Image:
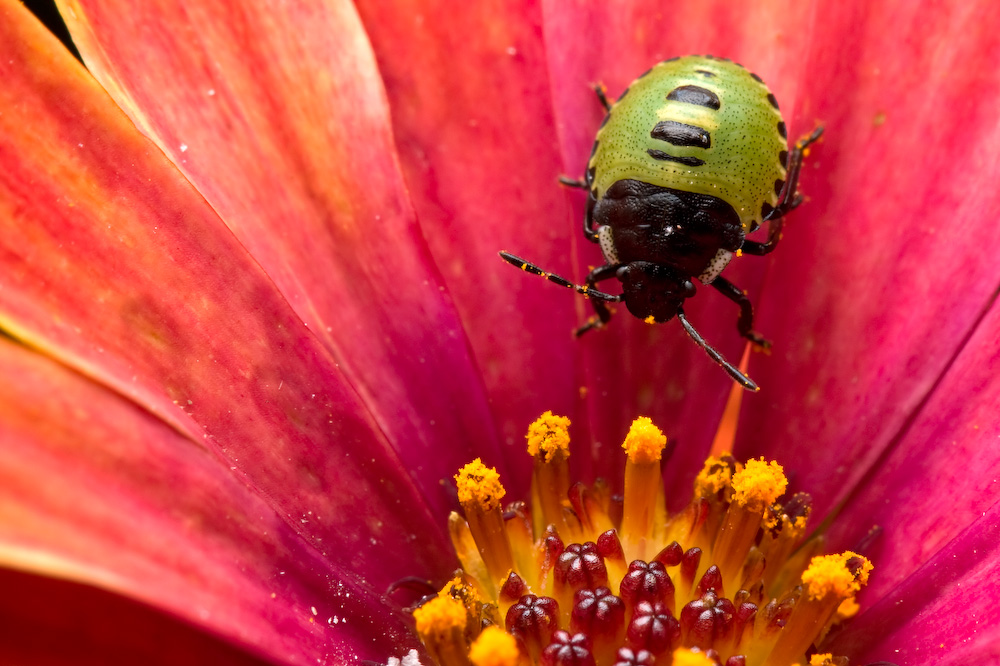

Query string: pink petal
[56,0,503,507]
[0,339,420,663]
[826,504,1000,665]
[0,1,449,592]
[354,0,588,492]
[741,0,1000,520]
[819,300,1000,663]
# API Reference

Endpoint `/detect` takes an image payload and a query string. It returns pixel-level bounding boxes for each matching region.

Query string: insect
[500,55,823,390]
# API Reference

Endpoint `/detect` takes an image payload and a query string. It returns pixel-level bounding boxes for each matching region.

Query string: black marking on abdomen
[777,121,787,139]
[666,85,721,110]
[767,93,780,110]
[695,69,717,78]
[774,179,785,196]
[647,150,705,167]
[651,120,711,148]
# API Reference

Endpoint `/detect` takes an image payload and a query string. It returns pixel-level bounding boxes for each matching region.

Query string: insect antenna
[676,307,759,391]
[499,251,622,302]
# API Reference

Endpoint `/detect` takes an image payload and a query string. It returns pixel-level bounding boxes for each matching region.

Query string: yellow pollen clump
[672,647,716,666]
[802,552,873,600]
[413,594,467,638]
[694,455,733,496]
[525,411,571,462]
[621,416,667,464]
[455,458,505,510]
[469,625,519,666]
[808,654,836,666]
[837,595,861,620]
[732,457,787,508]
[440,575,480,610]
[644,315,657,324]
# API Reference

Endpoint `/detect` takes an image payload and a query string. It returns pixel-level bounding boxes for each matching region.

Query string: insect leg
[593,83,612,112]
[676,307,759,391]
[710,277,771,349]
[558,176,589,189]
[499,251,621,301]
[769,125,824,220]
[574,263,621,336]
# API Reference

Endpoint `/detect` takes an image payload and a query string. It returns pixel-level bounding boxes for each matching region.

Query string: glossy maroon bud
[571,586,625,638]
[626,600,680,656]
[556,542,609,591]
[696,564,724,598]
[612,647,655,666]
[506,594,559,653]
[620,560,674,611]
[499,570,529,605]
[541,630,595,666]
[680,590,737,648]
[596,529,625,564]
[653,540,684,567]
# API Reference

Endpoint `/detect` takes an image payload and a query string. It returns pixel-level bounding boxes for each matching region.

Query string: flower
[1,0,999,664]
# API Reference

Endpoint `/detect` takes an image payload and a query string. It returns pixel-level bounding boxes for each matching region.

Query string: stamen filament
[526,412,573,538]
[455,459,514,591]
[714,459,787,591]
[620,417,668,561]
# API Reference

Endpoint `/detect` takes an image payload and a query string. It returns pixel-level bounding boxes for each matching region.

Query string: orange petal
[0,339,420,663]
[0,0,449,591]
[56,0,504,503]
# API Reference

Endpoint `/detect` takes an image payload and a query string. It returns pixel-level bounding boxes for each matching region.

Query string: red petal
[3,569,272,665]
[0,1,449,591]
[56,0,503,504]
[0,339,420,663]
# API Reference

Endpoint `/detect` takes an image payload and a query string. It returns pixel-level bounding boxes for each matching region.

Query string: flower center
[410,406,872,666]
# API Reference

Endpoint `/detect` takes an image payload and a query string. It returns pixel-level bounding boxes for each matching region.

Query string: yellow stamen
[762,552,873,666]
[733,458,787,508]
[413,595,470,666]
[693,455,734,497]
[455,459,514,590]
[621,416,666,464]
[448,512,490,593]
[620,417,667,560]
[807,654,837,666]
[714,458,787,591]
[760,497,812,592]
[526,412,572,537]
[456,458,506,510]
[469,625,520,666]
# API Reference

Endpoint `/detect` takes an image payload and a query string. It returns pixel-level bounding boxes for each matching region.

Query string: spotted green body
[588,55,789,233]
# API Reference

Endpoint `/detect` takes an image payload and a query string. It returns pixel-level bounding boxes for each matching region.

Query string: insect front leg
[574,263,621,336]
[710,276,771,349]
